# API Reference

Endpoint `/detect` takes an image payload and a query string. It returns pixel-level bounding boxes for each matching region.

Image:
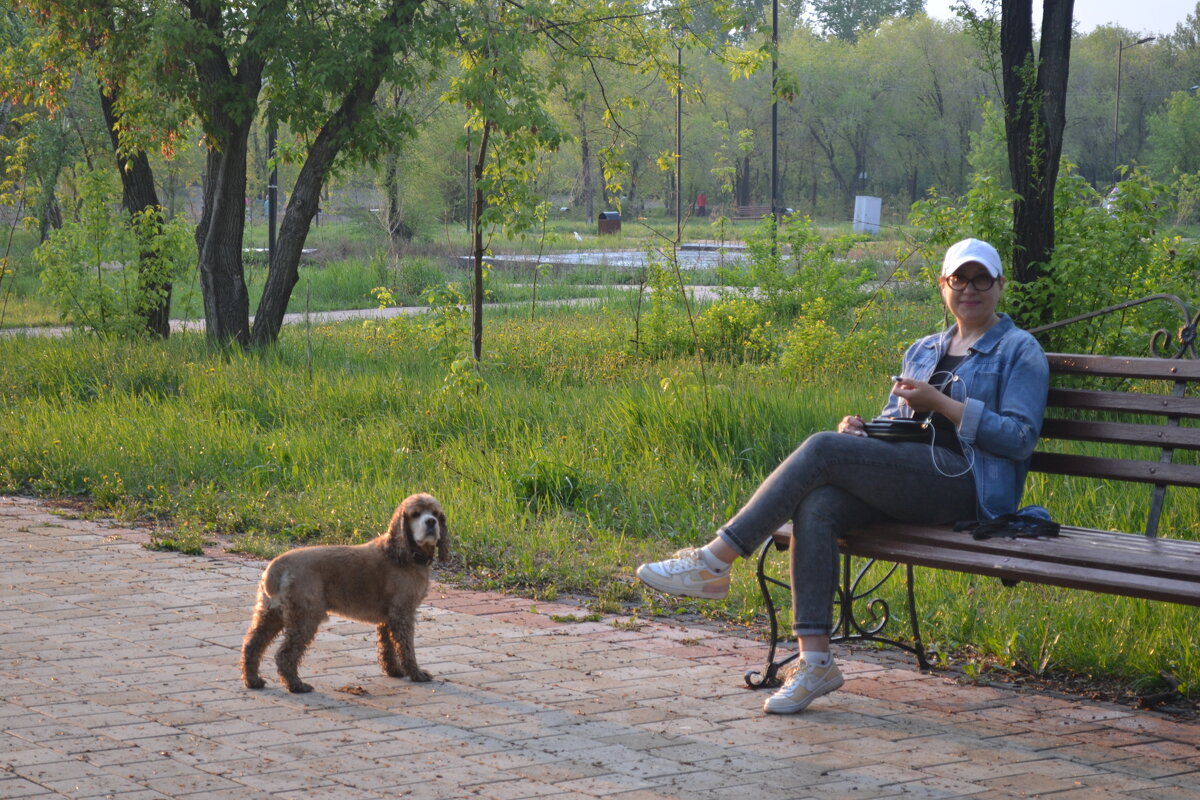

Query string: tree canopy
[5,0,1200,347]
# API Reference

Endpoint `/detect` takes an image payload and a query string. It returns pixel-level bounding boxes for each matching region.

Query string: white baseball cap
[941,238,1003,279]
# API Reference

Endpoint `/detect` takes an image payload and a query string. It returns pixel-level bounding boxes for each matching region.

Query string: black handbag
[862,416,932,443]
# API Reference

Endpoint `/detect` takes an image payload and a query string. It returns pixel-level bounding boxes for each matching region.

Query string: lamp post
[676,33,683,242]
[770,0,778,224]
[1113,35,1156,175]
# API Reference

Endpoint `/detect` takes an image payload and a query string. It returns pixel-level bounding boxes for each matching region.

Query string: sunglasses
[943,273,997,292]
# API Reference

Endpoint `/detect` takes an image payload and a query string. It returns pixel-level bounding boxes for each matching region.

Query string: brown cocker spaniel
[241,493,449,693]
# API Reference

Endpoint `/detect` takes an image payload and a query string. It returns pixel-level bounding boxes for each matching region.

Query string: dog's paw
[244,676,266,690]
[409,669,432,683]
[285,681,314,694]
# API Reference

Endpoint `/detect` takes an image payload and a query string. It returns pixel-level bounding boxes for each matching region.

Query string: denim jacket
[878,314,1049,519]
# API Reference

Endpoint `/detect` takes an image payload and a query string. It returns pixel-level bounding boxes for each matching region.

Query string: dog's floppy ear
[436,509,450,563]
[386,498,412,561]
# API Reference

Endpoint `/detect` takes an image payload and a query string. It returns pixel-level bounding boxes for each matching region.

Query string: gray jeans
[717,432,977,636]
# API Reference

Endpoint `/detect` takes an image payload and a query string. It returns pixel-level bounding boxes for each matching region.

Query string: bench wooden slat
[1047,353,1200,381]
[840,536,1200,607]
[732,205,773,220]
[841,523,1200,578]
[1039,418,1200,450]
[775,522,1200,581]
[1046,387,1200,419]
[1029,451,1200,487]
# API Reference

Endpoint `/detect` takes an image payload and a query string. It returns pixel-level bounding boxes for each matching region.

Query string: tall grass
[1,306,1197,699]
[0,227,58,328]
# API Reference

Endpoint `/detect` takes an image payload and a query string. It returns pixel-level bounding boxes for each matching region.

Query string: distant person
[636,238,1049,714]
[696,193,707,217]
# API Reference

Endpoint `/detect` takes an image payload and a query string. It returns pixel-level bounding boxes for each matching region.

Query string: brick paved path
[2,497,1198,799]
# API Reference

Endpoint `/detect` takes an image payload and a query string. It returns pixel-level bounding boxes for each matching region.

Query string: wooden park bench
[731,204,773,221]
[746,295,1200,688]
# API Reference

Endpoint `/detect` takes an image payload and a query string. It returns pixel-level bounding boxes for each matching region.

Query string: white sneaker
[635,548,731,599]
[763,658,844,714]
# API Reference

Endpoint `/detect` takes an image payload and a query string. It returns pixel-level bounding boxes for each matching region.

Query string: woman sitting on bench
[636,238,1049,714]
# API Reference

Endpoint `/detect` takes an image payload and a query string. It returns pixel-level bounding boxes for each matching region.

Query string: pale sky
[923,1,1194,37]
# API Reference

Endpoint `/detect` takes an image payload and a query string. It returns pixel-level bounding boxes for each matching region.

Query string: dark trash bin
[598,210,621,235]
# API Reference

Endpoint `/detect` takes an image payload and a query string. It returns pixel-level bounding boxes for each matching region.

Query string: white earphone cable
[927,371,975,479]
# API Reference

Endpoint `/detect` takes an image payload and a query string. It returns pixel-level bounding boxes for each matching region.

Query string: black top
[926,353,966,455]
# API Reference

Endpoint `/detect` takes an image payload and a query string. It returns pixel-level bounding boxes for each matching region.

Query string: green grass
[0,280,58,328]
[169,254,432,319]
[0,227,59,328]
[2,300,1197,702]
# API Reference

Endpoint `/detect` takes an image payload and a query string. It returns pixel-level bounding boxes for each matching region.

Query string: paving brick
[142,770,249,795]
[1121,739,1200,761]
[1128,786,1200,800]
[220,765,338,793]
[0,774,58,797]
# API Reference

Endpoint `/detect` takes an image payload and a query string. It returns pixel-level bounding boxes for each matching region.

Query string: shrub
[635,219,873,363]
[35,170,193,336]
[395,256,446,303]
[630,252,695,359]
[719,214,873,324]
[1170,172,1200,227]
[694,297,777,363]
[779,298,902,379]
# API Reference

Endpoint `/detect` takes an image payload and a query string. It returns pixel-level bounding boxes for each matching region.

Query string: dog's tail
[258,560,292,606]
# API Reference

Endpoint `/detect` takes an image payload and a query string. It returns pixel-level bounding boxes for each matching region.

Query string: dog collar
[413,553,433,566]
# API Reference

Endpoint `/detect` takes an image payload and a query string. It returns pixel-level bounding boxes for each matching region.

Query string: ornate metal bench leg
[746,539,796,688]
[750,539,931,686]
[830,554,929,667]
[905,564,931,671]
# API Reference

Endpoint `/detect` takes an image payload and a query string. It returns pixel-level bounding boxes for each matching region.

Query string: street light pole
[1113,35,1156,176]
[676,36,683,242]
[770,0,778,224]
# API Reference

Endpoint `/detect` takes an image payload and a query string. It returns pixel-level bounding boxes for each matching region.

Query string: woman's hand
[838,414,867,437]
[892,377,965,425]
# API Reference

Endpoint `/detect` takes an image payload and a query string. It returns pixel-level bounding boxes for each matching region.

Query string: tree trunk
[627,159,640,213]
[40,196,62,238]
[252,86,378,345]
[847,130,869,211]
[196,132,253,347]
[187,0,262,348]
[808,122,853,209]
[470,121,492,362]
[383,85,413,251]
[250,0,422,347]
[383,156,413,252]
[35,125,69,243]
[737,154,751,206]
[99,88,172,338]
[38,191,62,242]
[1001,0,1074,288]
[574,102,594,225]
